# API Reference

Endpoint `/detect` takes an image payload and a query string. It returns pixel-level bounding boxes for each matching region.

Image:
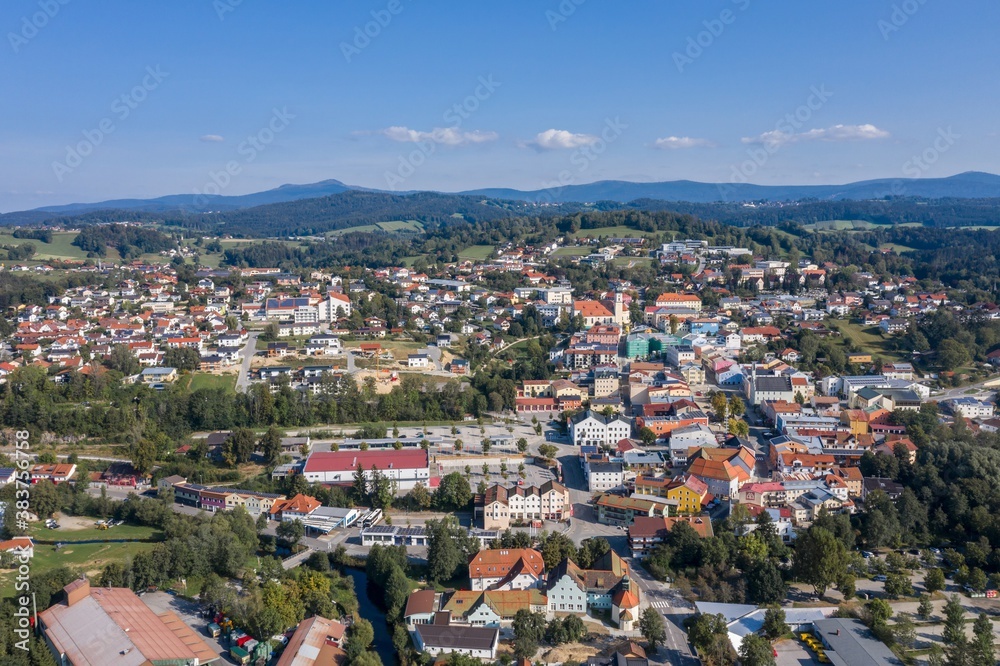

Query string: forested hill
[4,190,1000,238]
[169,190,536,237]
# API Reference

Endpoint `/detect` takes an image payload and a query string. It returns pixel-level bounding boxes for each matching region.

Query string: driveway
[774,638,821,666]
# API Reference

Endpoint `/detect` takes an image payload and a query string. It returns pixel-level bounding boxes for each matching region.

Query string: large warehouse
[301,449,431,490]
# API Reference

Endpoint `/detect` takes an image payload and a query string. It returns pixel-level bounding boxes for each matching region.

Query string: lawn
[568,225,658,239]
[611,256,655,267]
[0,231,102,261]
[377,220,424,232]
[829,320,905,362]
[0,541,158,597]
[552,247,592,257]
[29,520,164,543]
[457,245,495,260]
[182,373,237,392]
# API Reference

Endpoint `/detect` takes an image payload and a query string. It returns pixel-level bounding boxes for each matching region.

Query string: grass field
[0,231,106,261]
[181,373,237,392]
[803,220,924,232]
[568,225,658,239]
[552,247,592,257]
[829,320,905,362]
[29,520,164,543]
[376,220,424,232]
[611,256,655,267]
[0,541,157,597]
[458,245,495,260]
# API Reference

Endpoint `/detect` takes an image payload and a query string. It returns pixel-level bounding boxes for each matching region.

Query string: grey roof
[753,375,793,392]
[416,624,499,651]
[813,618,902,666]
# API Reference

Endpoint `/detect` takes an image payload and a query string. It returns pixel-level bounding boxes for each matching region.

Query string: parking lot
[141,591,235,664]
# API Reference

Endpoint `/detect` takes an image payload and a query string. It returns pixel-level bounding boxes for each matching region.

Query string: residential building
[413,624,500,660]
[476,481,572,530]
[277,616,349,666]
[685,446,755,498]
[570,410,632,447]
[628,515,714,558]
[468,548,546,591]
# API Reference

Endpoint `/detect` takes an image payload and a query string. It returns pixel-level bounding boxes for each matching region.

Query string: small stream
[345,567,398,666]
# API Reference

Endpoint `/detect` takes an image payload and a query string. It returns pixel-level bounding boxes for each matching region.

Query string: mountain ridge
[16,171,1000,218]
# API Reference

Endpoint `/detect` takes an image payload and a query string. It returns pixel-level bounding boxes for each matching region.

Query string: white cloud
[379,126,498,146]
[742,123,890,147]
[526,129,599,150]
[652,136,715,150]
[199,134,225,143]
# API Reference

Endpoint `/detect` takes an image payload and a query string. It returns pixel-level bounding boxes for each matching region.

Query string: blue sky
[2,0,998,211]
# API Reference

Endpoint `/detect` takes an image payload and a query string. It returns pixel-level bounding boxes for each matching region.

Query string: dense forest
[72,224,178,259]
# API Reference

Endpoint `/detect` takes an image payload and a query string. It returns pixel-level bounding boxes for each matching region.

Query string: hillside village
[1,222,999,666]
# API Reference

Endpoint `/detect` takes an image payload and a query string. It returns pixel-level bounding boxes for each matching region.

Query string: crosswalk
[649,601,672,609]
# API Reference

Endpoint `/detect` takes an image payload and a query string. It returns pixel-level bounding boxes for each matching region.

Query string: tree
[727,417,750,437]
[344,618,375,661]
[728,395,745,417]
[884,572,914,598]
[739,634,776,666]
[129,438,157,475]
[352,463,368,501]
[427,517,475,584]
[259,426,282,465]
[516,437,528,453]
[943,595,966,646]
[369,466,394,510]
[762,607,789,640]
[893,613,917,650]
[918,594,933,620]
[406,483,432,511]
[639,607,666,651]
[971,613,995,666]
[538,443,557,459]
[924,568,946,594]
[747,559,786,605]
[538,532,577,570]
[865,598,892,627]
[433,472,472,511]
[793,527,848,597]
[222,428,255,467]
[711,392,728,422]
[383,566,410,623]
[276,519,305,547]
[512,609,546,659]
[638,426,657,446]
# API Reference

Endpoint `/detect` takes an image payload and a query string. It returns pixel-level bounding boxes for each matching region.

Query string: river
[345,567,398,666]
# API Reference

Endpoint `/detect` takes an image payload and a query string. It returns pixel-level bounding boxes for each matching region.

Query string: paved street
[234,331,259,393]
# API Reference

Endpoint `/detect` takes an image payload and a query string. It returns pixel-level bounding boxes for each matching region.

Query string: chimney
[64,578,90,607]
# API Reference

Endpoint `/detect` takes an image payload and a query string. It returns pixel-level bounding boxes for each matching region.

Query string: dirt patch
[542,642,602,663]
[54,514,99,531]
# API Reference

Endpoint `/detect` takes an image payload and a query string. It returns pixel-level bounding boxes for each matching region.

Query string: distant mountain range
[460,171,1000,203]
[31,179,356,215]
[15,171,1000,220]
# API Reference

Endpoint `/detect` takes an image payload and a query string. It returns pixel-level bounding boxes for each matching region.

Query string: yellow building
[664,476,711,515]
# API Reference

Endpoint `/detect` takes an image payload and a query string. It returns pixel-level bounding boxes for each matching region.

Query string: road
[630,559,698,666]
[424,346,443,372]
[235,331,260,393]
[933,376,999,401]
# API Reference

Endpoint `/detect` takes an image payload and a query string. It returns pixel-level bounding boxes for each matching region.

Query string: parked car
[873,575,888,582]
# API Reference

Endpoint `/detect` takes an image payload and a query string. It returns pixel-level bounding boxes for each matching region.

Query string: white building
[569,410,632,447]
[586,461,625,492]
[949,398,995,419]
